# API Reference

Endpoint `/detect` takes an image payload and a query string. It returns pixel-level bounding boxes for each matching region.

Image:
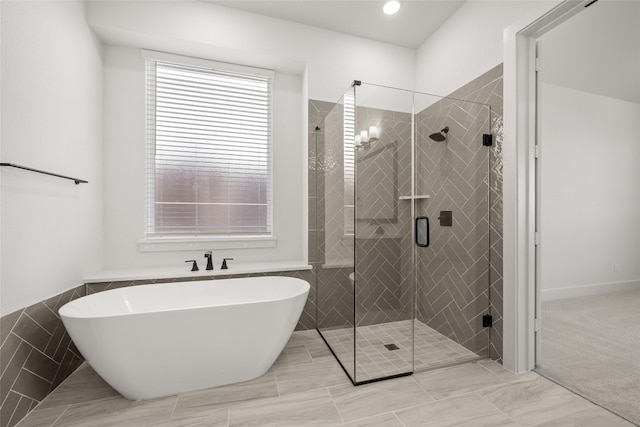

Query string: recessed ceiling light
[383,0,401,15]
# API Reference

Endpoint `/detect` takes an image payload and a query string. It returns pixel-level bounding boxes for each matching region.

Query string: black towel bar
[0,162,88,185]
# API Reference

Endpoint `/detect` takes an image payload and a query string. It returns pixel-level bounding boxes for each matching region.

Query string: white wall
[415,1,559,96]
[0,1,104,315]
[538,0,640,104]
[102,46,305,268]
[90,0,417,270]
[538,0,640,299]
[87,1,416,103]
[539,83,640,298]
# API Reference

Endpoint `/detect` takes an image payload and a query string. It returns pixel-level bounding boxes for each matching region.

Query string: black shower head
[429,126,449,142]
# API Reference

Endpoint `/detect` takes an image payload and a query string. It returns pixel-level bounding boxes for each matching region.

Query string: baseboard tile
[542,280,640,301]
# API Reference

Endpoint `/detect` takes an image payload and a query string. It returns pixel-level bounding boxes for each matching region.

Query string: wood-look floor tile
[37,364,119,410]
[395,393,518,426]
[15,405,68,427]
[158,409,228,427]
[342,412,404,426]
[479,375,595,426]
[285,330,323,348]
[52,395,176,427]
[329,376,433,423]
[531,405,635,427]
[228,388,342,426]
[307,342,332,360]
[478,359,532,383]
[172,372,278,420]
[275,358,349,395]
[412,362,507,400]
[271,345,313,369]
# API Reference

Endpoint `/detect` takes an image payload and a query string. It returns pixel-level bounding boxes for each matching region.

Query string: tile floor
[320,320,480,382]
[16,329,633,427]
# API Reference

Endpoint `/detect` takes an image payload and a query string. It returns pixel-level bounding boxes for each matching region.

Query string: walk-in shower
[313,81,496,385]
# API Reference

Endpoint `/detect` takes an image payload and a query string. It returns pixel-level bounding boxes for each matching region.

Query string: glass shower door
[352,83,415,383]
[315,82,494,385]
[315,88,356,381]
[413,92,492,370]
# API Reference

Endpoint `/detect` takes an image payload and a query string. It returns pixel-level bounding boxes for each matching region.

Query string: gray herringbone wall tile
[487,65,504,362]
[415,65,504,360]
[314,97,415,330]
[317,267,354,329]
[353,106,413,328]
[310,68,504,361]
[0,285,86,427]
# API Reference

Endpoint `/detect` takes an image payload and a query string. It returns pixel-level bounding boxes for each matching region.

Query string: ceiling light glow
[383,0,401,15]
[382,0,400,15]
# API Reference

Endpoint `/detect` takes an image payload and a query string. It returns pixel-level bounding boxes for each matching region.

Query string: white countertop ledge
[84,261,313,283]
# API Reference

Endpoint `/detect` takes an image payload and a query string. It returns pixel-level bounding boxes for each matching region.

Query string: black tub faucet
[204,251,214,270]
[221,258,234,270]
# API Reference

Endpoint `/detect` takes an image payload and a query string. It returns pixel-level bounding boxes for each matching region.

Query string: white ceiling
[209,0,466,48]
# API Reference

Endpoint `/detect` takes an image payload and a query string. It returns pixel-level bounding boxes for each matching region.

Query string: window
[344,92,355,235]
[145,52,273,238]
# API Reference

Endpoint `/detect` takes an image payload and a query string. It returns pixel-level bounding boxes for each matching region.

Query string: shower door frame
[316,81,495,386]
[349,81,416,386]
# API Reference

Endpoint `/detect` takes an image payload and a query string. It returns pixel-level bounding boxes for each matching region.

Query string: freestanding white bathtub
[59,276,309,400]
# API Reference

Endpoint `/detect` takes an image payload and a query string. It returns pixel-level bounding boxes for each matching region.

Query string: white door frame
[502,0,594,373]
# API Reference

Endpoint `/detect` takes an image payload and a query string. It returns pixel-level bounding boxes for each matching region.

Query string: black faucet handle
[204,251,214,270]
[185,260,199,271]
[221,258,234,270]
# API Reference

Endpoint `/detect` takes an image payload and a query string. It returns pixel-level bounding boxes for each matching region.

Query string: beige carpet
[537,289,640,425]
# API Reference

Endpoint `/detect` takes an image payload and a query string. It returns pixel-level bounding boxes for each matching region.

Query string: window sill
[84,261,312,283]
[138,235,277,252]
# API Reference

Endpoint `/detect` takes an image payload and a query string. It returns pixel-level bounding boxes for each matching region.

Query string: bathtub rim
[59,276,310,320]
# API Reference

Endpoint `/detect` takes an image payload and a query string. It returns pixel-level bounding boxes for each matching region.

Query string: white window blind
[343,92,355,234]
[145,58,272,237]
